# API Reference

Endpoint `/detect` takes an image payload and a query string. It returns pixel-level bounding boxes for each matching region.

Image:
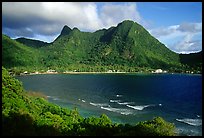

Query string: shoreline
[16,71,131,76]
[15,71,202,77]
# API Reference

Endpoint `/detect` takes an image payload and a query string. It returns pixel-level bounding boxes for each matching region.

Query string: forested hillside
[16,37,50,48]
[179,51,202,72]
[2,20,202,74]
[2,35,40,68]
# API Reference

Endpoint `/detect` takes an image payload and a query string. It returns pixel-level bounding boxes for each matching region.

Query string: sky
[2,2,202,54]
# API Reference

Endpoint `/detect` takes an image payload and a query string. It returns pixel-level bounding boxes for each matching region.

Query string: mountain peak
[118,20,134,26]
[116,20,135,30]
[121,20,134,23]
[72,27,80,32]
[60,25,72,36]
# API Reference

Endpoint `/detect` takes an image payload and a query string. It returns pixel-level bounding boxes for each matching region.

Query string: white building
[46,70,57,73]
[155,69,163,73]
[23,71,28,74]
[107,70,112,73]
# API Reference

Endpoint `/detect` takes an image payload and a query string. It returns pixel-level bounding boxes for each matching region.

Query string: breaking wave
[78,99,86,102]
[100,106,133,115]
[116,94,123,97]
[110,99,121,103]
[89,102,110,107]
[126,104,156,110]
[176,118,202,126]
[117,102,135,105]
[47,96,60,101]
[53,98,60,101]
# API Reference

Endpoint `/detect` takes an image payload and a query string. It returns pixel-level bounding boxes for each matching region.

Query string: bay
[15,73,202,136]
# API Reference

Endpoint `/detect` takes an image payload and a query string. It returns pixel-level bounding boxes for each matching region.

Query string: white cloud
[99,3,141,28]
[149,22,202,53]
[171,34,202,53]
[2,2,142,42]
[177,22,202,33]
[2,2,202,54]
[2,2,103,39]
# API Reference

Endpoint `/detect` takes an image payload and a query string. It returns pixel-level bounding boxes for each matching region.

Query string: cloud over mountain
[2,2,141,41]
[149,22,202,53]
[99,3,141,28]
[2,2,202,53]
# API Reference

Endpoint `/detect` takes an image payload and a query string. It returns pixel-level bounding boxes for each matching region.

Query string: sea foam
[126,104,155,110]
[89,102,110,107]
[117,102,135,105]
[100,106,133,115]
[53,98,60,101]
[110,99,121,103]
[116,94,123,97]
[176,118,202,126]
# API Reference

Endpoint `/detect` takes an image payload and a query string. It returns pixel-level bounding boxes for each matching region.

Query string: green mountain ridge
[2,35,40,68]
[16,37,50,48]
[54,25,72,41]
[2,20,202,73]
[179,51,202,67]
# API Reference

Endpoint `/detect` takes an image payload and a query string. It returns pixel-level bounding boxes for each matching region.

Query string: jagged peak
[72,27,80,32]
[117,20,142,29]
[121,20,135,24]
[115,20,135,31]
[118,20,134,26]
[60,25,72,36]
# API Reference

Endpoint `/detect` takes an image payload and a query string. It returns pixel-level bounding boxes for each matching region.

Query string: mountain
[179,51,202,66]
[16,37,50,48]
[41,20,180,69]
[83,20,180,68]
[179,51,202,73]
[3,20,200,73]
[60,25,72,36]
[2,35,40,69]
[54,25,72,41]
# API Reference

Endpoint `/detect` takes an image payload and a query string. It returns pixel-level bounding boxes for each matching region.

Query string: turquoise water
[16,73,202,136]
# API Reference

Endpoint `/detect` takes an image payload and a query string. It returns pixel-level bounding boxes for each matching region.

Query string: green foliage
[16,37,50,48]
[2,35,41,69]
[179,51,202,66]
[2,66,177,136]
[179,51,202,73]
[133,117,176,136]
[3,20,199,74]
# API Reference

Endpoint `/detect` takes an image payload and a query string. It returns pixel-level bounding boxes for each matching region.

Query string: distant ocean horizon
[16,73,202,136]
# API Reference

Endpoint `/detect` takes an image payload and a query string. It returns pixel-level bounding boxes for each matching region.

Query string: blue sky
[138,2,202,27]
[2,2,202,53]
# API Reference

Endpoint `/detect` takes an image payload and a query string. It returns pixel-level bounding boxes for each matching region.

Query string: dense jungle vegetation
[2,20,202,75]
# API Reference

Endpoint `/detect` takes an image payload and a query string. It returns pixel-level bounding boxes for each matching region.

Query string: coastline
[15,71,202,77]
[16,71,129,76]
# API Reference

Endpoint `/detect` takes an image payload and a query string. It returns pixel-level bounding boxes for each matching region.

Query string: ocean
[15,73,202,136]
